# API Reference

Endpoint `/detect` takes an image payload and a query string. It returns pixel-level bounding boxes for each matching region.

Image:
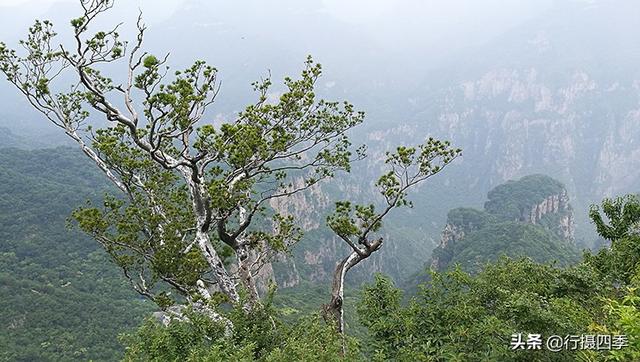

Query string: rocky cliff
[520,189,575,242]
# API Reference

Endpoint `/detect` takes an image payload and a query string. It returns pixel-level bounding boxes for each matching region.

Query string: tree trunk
[195,230,240,303]
[323,251,361,333]
[236,243,260,309]
[188,178,240,304]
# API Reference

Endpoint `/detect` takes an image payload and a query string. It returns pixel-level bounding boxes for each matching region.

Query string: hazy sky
[2,0,568,66]
[0,0,610,46]
[0,0,621,123]
[0,0,185,25]
[0,0,556,32]
[0,0,561,73]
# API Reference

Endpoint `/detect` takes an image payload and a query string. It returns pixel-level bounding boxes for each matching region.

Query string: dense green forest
[0,148,150,361]
[118,195,640,361]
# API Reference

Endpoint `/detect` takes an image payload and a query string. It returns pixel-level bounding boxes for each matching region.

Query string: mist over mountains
[1,0,639,286]
[1,0,640,359]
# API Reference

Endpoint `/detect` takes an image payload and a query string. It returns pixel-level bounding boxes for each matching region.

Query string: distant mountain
[255,0,640,285]
[429,175,580,273]
[367,0,640,251]
[0,127,26,148]
[1,0,639,294]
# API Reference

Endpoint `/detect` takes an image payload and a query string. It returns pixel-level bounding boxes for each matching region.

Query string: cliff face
[254,1,640,289]
[429,223,465,270]
[429,68,640,196]
[358,2,640,252]
[521,189,575,242]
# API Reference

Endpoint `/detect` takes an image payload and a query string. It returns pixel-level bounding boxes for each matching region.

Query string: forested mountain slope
[0,147,149,361]
[402,175,582,291]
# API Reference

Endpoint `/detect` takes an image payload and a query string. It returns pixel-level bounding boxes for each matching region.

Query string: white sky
[0,0,66,5]
[321,0,395,23]
[0,0,186,24]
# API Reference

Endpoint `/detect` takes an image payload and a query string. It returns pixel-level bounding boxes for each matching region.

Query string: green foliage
[352,196,640,362]
[485,174,566,221]
[592,287,640,361]
[451,222,581,272]
[263,316,361,362]
[431,175,580,273]
[0,148,149,361]
[326,201,372,240]
[383,193,640,362]
[356,275,410,358]
[5,3,640,361]
[1,2,370,307]
[579,195,640,361]
[360,259,610,361]
[446,207,496,230]
[589,195,640,242]
[122,306,361,361]
[142,55,159,69]
[122,309,253,362]
[584,235,640,287]
[585,195,640,285]
[2,149,640,361]
[72,54,364,303]
[327,138,461,258]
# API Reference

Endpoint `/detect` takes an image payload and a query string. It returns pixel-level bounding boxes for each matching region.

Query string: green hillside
[449,221,580,272]
[484,174,567,221]
[0,147,150,361]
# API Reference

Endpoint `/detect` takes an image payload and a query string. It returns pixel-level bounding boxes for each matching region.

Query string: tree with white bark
[0,0,460,338]
[0,0,364,313]
[323,141,461,334]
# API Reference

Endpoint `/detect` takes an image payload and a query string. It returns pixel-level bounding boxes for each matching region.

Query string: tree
[353,194,640,361]
[581,195,640,361]
[0,0,365,314]
[586,195,640,285]
[589,195,640,242]
[121,305,362,361]
[0,0,458,331]
[590,286,640,362]
[323,141,460,334]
